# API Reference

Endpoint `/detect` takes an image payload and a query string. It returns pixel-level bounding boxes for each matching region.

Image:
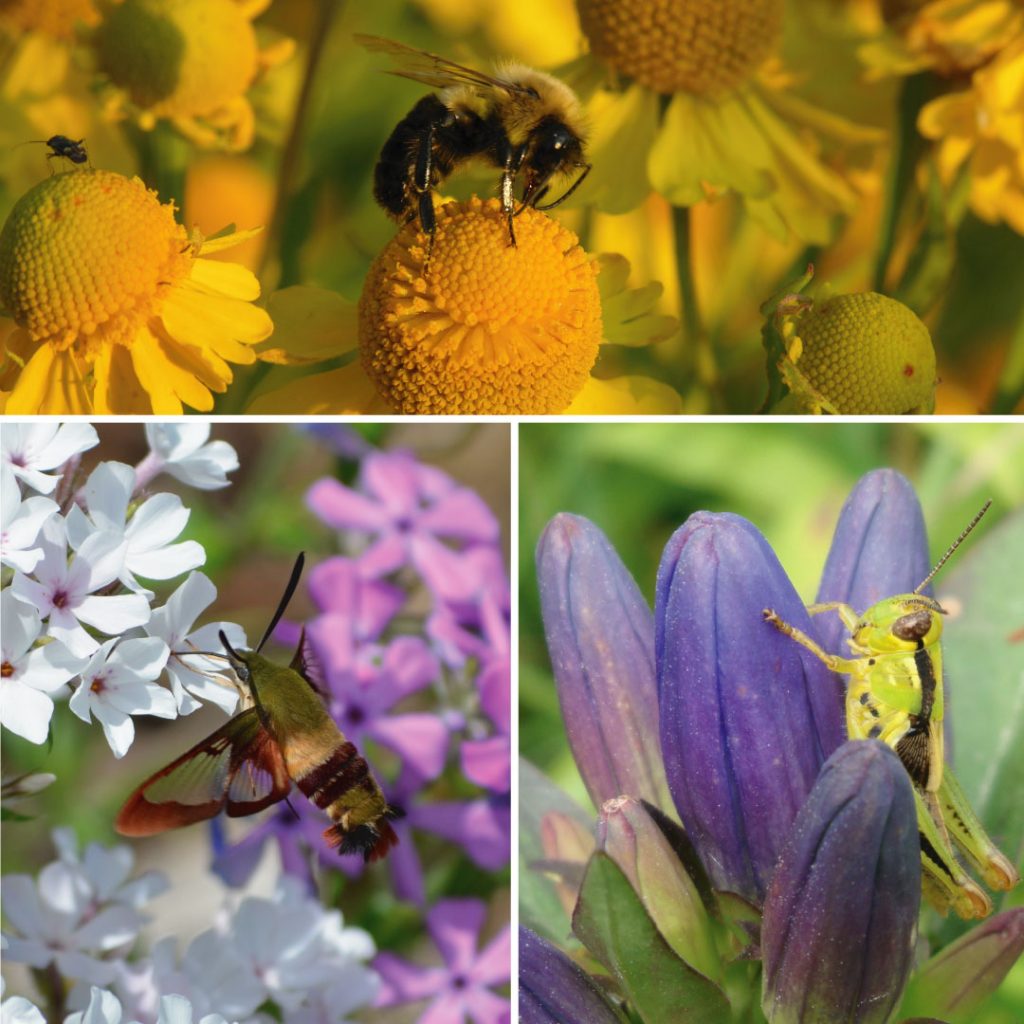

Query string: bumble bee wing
[355,33,533,97]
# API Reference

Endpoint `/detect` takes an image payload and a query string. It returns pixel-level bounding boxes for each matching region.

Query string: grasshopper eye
[892,610,932,641]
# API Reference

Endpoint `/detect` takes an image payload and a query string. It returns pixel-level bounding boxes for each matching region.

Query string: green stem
[873,74,932,293]
[991,306,1024,413]
[261,0,342,289]
[673,204,701,358]
[132,121,191,208]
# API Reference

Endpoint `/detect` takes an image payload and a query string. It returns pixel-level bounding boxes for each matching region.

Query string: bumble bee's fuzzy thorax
[492,63,586,142]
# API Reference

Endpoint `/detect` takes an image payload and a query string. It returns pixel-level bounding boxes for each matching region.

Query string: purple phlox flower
[10,516,151,658]
[1,464,59,573]
[408,795,511,872]
[1,422,98,494]
[304,424,374,460]
[460,597,511,793]
[306,555,404,642]
[375,898,510,1024]
[656,511,846,904]
[306,450,499,603]
[65,461,205,595]
[307,615,448,782]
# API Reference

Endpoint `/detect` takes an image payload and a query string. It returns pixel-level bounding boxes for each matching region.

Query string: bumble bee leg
[410,121,439,236]
[499,142,527,246]
[762,610,860,674]
[938,766,1019,892]
[915,786,991,919]
[806,601,861,633]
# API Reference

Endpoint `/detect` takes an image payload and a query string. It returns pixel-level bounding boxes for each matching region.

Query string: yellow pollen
[0,0,100,37]
[577,0,783,96]
[0,169,191,351]
[794,292,937,414]
[92,0,258,117]
[359,198,602,414]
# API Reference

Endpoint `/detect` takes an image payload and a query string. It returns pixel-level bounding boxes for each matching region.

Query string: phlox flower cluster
[1,831,377,1024]
[212,431,512,1022]
[1,422,243,756]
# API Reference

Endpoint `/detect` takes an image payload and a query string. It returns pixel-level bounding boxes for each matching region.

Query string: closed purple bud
[537,513,670,811]
[815,469,931,654]
[519,926,623,1024]
[656,512,845,902]
[761,740,920,1024]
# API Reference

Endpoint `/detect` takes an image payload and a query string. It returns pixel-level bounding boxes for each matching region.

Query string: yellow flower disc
[92,0,257,117]
[359,198,602,414]
[0,169,189,349]
[577,0,783,96]
[1,0,100,36]
[795,292,937,414]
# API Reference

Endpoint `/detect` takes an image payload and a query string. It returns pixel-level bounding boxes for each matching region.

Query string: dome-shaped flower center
[92,0,258,116]
[359,197,602,414]
[0,169,191,350]
[577,0,783,97]
[794,292,937,414]
[1,0,99,37]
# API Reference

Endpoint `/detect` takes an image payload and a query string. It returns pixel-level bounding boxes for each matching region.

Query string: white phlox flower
[1,465,59,573]
[10,516,150,657]
[64,988,236,1024]
[139,425,239,491]
[68,637,175,758]
[1,590,85,744]
[0,423,99,494]
[145,572,244,716]
[0,994,45,1024]
[65,461,205,595]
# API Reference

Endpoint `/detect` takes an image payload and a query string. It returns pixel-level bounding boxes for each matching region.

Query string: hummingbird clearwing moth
[116,554,401,861]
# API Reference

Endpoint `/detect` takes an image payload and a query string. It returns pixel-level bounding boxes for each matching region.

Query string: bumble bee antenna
[533,163,591,212]
[914,499,992,595]
[256,553,305,653]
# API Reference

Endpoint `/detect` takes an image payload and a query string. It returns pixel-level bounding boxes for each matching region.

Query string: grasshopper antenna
[256,553,305,653]
[914,500,992,595]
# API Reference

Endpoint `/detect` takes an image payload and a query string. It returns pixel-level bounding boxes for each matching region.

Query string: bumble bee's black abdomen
[372,94,490,221]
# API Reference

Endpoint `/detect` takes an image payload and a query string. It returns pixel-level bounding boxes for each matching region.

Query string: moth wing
[355,33,532,97]
[115,707,290,836]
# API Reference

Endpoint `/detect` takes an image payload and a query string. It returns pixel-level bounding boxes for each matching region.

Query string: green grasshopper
[764,500,1019,919]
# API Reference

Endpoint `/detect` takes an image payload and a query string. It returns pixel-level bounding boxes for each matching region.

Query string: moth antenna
[256,553,305,653]
[218,629,242,661]
[914,499,992,595]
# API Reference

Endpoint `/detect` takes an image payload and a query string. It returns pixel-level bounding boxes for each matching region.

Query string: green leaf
[941,507,1024,899]
[572,852,731,1024]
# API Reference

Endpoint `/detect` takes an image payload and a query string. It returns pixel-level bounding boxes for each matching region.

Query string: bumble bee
[357,34,590,248]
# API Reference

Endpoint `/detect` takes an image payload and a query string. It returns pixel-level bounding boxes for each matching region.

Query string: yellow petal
[564,374,683,414]
[246,361,386,414]
[129,330,184,415]
[255,285,360,364]
[7,345,92,414]
[161,286,272,355]
[93,344,152,414]
[188,257,261,301]
[198,226,265,254]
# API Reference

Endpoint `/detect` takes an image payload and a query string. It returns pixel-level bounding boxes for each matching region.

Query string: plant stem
[261,0,342,289]
[673,204,719,405]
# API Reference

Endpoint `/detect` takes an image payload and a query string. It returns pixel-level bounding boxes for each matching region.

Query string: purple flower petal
[411,534,485,603]
[519,927,622,1024]
[427,898,486,971]
[367,713,449,780]
[379,635,440,701]
[363,451,421,515]
[418,488,499,544]
[761,740,920,1024]
[537,513,670,812]
[307,556,403,639]
[656,512,845,903]
[306,477,383,531]
[412,798,510,869]
[462,735,511,792]
[374,953,448,1003]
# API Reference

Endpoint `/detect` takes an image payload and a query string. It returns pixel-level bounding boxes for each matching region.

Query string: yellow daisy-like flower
[246,200,680,415]
[860,0,1023,77]
[762,274,937,414]
[90,0,291,151]
[569,0,883,243]
[918,34,1024,233]
[0,168,272,413]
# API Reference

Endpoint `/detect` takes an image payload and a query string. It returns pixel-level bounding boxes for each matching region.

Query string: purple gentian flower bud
[656,512,845,902]
[537,513,670,811]
[761,740,920,1024]
[815,469,931,654]
[519,926,623,1024]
